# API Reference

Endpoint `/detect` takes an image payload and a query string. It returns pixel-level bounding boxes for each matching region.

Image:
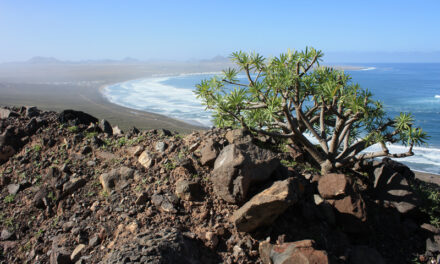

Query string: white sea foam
[103,77,213,127]
[435,95,440,98]
[304,132,440,173]
[361,67,376,71]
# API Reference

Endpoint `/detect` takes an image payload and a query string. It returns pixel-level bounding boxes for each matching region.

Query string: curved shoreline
[100,74,214,128]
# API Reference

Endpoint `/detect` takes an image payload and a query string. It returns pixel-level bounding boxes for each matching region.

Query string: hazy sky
[1,0,439,63]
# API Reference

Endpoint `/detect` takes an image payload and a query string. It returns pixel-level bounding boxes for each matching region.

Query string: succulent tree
[195,48,427,174]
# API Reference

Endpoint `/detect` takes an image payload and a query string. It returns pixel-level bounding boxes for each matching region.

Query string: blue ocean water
[103,64,440,174]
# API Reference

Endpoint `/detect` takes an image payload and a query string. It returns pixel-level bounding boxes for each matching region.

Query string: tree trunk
[320,160,333,175]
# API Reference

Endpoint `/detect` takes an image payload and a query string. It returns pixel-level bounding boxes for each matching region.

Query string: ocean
[103,63,440,174]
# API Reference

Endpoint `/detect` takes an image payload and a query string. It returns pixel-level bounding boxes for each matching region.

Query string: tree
[195,48,428,174]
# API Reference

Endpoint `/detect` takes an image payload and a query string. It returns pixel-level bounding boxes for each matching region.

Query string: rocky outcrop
[0,106,434,263]
[211,142,280,203]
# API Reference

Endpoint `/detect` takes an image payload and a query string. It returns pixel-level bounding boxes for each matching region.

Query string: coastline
[414,170,440,186]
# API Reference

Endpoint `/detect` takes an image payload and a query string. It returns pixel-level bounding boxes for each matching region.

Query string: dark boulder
[25,106,40,118]
[58,110,98,126]
[99,119,113,135]
[372,160,420,214]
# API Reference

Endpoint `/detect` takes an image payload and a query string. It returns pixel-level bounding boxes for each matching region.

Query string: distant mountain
[200,55,229,63]
[1,57,143,65]
[27,56,63,64]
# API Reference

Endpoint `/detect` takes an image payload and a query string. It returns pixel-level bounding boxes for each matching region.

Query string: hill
[0,106,439,263]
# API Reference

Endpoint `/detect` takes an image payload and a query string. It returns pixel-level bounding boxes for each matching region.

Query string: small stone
[70,244,86,262]
[155,141,167,153]
[138,151,153,168]
[127,145,143,156]
[80,146,92,155]
[126,222,138,234]
[112,126,123,135]
[161,200,177,213]
[421,223,440,234]
[86,160,96,166]
[88,235,100,247]
[90,201,99,212]
[62,221,75,232]
[119,166,134,179]
[175,179,202,201]
[0,108,18,119]
[233,245,244,258]
[314,194,324,205]
[50,247,71,264]
[62,178,86,197]
[7,183,20,195]
[1,229,14,240]
[205,232,218,248]
[135,192,149,205]
[151,194,164,207]
[426,235,440,254]
[189,143,199,152]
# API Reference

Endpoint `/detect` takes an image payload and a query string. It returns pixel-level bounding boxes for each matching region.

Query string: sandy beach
[0,60,232,133]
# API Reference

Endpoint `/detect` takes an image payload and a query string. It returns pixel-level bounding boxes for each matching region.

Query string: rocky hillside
[1,106,440,263]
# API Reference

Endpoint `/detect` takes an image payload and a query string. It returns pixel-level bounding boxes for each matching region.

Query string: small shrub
[4,194,15,203]
[67,126,79,133]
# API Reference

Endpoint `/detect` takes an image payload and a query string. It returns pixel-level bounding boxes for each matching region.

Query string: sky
[1,0,440,63]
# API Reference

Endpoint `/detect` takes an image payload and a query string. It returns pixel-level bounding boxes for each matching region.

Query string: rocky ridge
[0,106,439,263]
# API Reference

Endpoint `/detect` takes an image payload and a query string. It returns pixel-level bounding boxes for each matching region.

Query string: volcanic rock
[58,109,98,126]
[211,142,279,203]
[318,173,349,199]
[231,179,299,232]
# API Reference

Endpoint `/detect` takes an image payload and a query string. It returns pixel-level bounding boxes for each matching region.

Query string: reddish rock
[259,239,329,264]
[231,179,298,232]
[328,194,366,221]
[318,173,349,199]
[199,139,219,166]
